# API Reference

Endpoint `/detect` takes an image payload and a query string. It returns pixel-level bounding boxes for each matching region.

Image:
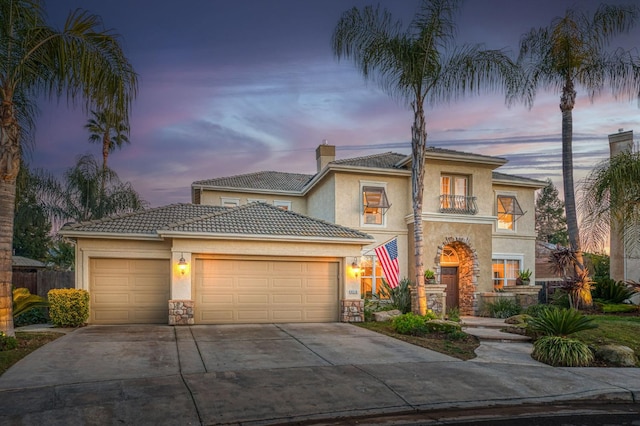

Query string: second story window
[440,175,477,214]
[497,195,524,230]
[221,197,240,208]
[274,200,292,211]
[362,186,390,225]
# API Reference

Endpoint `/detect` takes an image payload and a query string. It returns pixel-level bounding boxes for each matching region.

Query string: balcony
[439,195,478,215]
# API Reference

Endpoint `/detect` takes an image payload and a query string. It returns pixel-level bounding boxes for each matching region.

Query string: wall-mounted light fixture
[178,254,188,275]
[351,257,361,277]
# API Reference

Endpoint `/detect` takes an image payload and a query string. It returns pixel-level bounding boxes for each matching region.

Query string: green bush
[527,308,597,337]
[392,313,427,335]
[48,289,90,327]
[14,307,49,327]
[524,303,556,317]
[445,329,468,341]
[592,278,633,303]
[532,335,594,367]
[483,298,521,318]
[549,289,571,308]
[0,331,18,351]
[423,320,461,334]
[379,278,412,314]
[446,307,460,322]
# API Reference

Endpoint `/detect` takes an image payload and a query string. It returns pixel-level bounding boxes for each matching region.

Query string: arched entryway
[434,237,479,315]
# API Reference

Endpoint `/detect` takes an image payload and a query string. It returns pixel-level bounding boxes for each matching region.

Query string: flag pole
[361,235,398,255]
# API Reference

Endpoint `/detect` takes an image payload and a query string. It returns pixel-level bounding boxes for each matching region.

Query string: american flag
[374,238,399,289]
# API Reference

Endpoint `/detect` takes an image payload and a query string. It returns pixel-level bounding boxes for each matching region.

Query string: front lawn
[356,321,479,360]
[573,316,640,366]
[0,332,63,376]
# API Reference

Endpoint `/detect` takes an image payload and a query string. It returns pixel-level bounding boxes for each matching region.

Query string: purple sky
[30,0,640,207]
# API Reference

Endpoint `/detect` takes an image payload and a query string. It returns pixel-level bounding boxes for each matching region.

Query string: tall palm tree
[514,4,640,307]
[333,0,518,315]
[580,150,640,255]
[85,110,130,176]
[0,1,137,336]
[35,154,147,227]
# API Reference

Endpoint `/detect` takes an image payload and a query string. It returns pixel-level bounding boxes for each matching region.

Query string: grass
[572,315,640,366]
[356,321,480,360]
[0,332,63,376]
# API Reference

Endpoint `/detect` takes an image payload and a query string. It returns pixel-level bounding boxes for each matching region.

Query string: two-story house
[61,143,544,325]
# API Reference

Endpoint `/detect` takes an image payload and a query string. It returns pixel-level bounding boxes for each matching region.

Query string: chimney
[316,140,335,172]
[608,129,633,157]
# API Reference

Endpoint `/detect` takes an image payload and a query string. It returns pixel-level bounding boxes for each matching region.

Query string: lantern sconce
[178,254,188,275]
[351,258,361,277]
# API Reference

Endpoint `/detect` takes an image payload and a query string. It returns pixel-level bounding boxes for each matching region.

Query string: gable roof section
[162,202,373,241]
[60,202,373,242]
[12,256,46,268]
[193,171,313,192]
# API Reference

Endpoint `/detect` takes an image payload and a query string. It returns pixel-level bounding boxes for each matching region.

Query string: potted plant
[516,268,532,285]
[424,269,436,284]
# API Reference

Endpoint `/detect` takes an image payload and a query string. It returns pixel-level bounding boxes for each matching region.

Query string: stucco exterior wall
[306,173,336,223]
[492,183,537,236]
[423,160,496,216]
[197,189,307,213]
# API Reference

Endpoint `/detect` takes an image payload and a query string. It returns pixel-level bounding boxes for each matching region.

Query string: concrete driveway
[1,323,638,425]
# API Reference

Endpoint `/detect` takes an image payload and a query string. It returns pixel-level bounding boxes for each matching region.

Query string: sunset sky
[30,0,640,207]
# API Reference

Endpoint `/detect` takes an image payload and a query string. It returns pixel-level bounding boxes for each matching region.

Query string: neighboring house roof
[60,202,373,242]
[492,171,547,188]
[12,256,46,268]
[193,171,313,192]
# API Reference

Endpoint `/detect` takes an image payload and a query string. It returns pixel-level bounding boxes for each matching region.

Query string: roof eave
[158,230,373,244]
[58,231,163,241]
[492,177,547,189]
[191,184,303,196]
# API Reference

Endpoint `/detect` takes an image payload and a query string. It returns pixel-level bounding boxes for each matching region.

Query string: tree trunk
[560,81,591,308]
[100,133,110,214]
[0,100,21,337]
[411,100,427,316]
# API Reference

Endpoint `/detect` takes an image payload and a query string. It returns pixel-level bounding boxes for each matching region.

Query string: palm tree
[35,154,147,227]
[0,1,137,336]
[333,0,518,315]
[580,150,640,256]
[514,4,640,307]
[85,110,130,177]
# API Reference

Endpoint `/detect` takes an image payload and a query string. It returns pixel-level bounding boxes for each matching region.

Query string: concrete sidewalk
[0,323,638,425]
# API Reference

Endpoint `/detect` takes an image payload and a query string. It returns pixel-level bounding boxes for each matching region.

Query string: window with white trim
[497,195,524,231]
[248,198,266,204]
[221,197,240,208]
[362,185,390,225]
[360,255,386,298]
[274,200,292,211]
[492,255,523,289]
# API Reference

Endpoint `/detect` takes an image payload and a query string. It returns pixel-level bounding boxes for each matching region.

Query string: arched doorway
[434,237,479,315]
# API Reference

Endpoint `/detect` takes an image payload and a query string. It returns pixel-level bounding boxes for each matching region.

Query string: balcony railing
[439,195,478,215]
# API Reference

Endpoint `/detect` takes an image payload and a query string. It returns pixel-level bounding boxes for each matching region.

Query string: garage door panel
[90,258,169,324]
[195,259,338,324]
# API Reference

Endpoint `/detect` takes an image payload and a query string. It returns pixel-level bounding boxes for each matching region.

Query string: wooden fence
[12,270,75,298]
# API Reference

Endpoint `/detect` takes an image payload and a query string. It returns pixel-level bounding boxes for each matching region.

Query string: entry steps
[461,316,531,342]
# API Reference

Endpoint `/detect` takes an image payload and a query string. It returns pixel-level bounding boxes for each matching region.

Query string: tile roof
[426,146,506,162]
[60,204,228,235]
[331,152,408,169]
[165,202,374,240]
[193,171,313,192]
[60,203,373,241]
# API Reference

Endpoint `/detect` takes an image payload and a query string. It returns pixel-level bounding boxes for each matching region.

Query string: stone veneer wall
[434,237,480,315]
[169,300,194,325]
[341,299,364,322]
[425,284,447,317]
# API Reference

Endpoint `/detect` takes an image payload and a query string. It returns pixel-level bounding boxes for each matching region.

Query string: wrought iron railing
[439,195,478,215]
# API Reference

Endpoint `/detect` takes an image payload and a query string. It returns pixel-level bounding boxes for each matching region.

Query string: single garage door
[194,258,339,324]
[89,258,170,324]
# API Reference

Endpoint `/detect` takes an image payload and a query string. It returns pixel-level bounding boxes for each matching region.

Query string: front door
[441,266,459,310]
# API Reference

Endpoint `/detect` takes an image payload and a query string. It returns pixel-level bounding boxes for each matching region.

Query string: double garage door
[89,257,339,324]
[194,258,339,324]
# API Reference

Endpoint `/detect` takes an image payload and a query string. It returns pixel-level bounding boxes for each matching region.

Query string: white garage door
[89,258,170,324]
[194,258,339,324]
